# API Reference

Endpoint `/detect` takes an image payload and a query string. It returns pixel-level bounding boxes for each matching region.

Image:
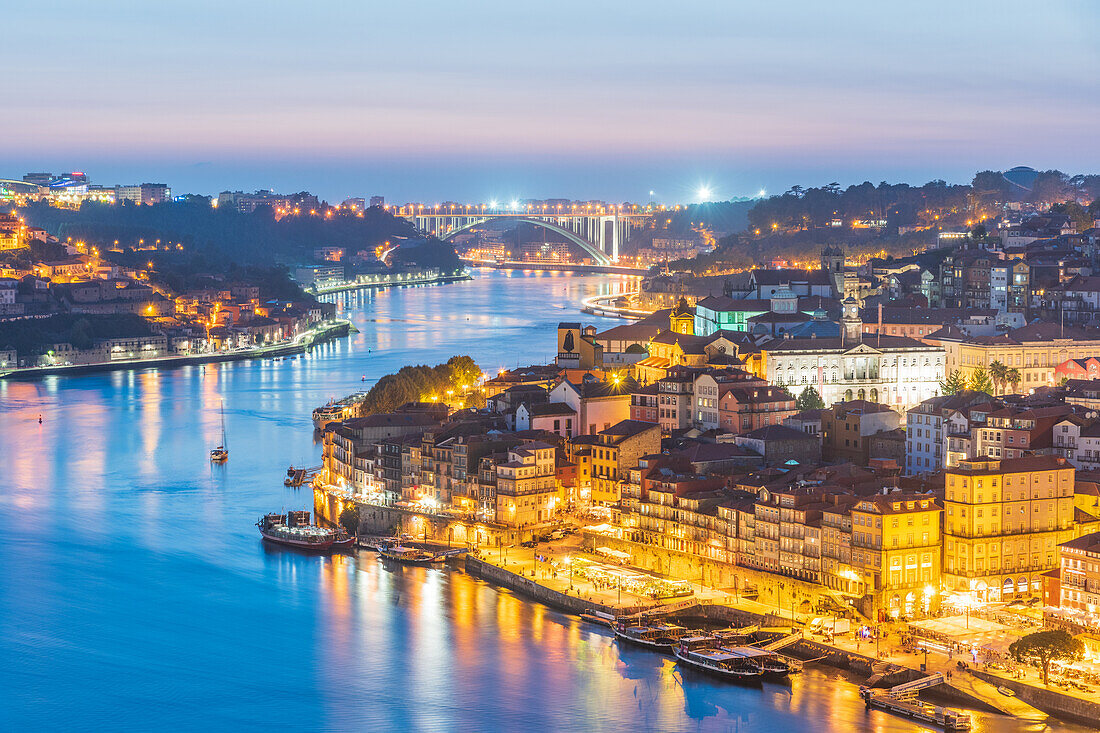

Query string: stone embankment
[972,670,1100,725]
[1,320,351,380]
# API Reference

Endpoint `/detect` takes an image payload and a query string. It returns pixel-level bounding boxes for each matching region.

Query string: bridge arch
[429,216,611,266]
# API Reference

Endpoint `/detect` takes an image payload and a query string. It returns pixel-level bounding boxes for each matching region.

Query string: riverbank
[0,318,352,380]
[308,271,471,295]
[459,550,1064,724]
[580,293,649,319]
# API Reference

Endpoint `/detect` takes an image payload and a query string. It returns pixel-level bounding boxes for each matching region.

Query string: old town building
[943,456,1076,602]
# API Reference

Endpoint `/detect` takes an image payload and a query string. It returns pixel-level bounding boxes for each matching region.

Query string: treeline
[109,247,312,301]
[746,170,1100,235]
[358,356,481,415]
[16,199,430,267]
[0,314,154,354]
[748,180,969,233]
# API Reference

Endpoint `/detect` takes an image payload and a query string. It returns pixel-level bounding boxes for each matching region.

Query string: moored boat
[722,646,799,678]
[312,391,369,430]
[674,642,764,683]
[312,402,347,431]
[613,622,691,652]
[257,511,336,550]
[332,529,357,550]
[377,543,443,565]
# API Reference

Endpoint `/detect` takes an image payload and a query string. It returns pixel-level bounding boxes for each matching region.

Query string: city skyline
[7,1,1099,201]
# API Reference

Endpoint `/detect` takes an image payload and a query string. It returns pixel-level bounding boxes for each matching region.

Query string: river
[0,269,1081,731]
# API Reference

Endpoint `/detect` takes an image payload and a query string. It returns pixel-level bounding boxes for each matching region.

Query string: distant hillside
[18,199,461,269]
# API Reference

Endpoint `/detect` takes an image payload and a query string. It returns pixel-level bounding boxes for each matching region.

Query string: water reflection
[0,271,1084,731]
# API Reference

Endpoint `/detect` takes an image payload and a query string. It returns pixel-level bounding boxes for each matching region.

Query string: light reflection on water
[0,270,1082,731]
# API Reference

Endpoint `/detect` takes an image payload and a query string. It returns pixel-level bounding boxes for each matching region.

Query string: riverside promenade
[460,534,1100,725]
[0,319,352,380]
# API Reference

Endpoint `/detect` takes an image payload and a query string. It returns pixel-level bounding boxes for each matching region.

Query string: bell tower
[841,296,862,344]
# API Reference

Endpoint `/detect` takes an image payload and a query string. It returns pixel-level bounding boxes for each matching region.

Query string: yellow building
[850,493,942,619]
[566,419,661,505]
[943,455,1075,603]
[931,323,1100,391]
[495,441,558,528]
[669,297,694,335]
[0,214,27,251]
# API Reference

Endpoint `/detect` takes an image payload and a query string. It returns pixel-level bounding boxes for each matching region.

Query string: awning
[595,547,631,561]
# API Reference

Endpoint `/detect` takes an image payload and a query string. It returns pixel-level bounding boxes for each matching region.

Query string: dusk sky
[7,1,1098,203]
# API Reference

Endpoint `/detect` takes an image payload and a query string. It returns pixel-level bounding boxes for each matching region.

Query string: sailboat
[211,402,229,462]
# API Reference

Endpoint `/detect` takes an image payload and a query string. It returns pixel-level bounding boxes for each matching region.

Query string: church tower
[669,297,694,335]
[821,244,844,274]
[840,296,862,344]
[821,245,846,298]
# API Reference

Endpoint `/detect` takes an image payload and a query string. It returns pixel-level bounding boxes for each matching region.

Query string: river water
[0,269,1081,731]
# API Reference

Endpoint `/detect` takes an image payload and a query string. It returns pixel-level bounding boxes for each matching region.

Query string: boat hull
[259,529,334,551]
[613,631,678,653]
[673,650,763,684]
[378,550,442,565]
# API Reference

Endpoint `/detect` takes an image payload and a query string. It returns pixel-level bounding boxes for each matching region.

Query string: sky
[4,1,1098,203]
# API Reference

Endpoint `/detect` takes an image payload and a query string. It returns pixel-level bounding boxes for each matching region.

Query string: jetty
[861,673,972,730]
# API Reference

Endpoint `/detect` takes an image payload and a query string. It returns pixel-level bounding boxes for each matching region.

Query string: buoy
[38,414,43,424]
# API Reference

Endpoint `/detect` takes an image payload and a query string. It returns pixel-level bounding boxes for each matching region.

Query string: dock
[861,673,972,730]
[285,465,320,487]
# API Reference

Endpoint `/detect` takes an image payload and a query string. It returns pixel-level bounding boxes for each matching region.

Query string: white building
[764,301,944,412]
[1053,416,1100,471]
[905,392,999,475]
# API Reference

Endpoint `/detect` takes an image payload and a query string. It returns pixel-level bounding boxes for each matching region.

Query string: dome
[1003,166,1038,192]
[772,286,798,300]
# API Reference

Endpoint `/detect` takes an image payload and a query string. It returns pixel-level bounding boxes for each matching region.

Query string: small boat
[257,511,335,550]
[580,612,614,627]
[997,686,1016,697]
[377,543,442,565]
[332,528,356,550]
[613,622,691,652]
[211,402,229,462]
[674,642,763,683]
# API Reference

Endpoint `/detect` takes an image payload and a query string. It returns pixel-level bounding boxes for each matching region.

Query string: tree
[1006,368,1021,394]
[338,505,360,537]
[1009,629,1083,685]
[989,360,1007,395]
[968,366,993,395]
[796,385,825,411]
[940,370,967,396]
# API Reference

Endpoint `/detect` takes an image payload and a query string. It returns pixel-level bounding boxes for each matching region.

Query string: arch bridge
[407,211,651,265]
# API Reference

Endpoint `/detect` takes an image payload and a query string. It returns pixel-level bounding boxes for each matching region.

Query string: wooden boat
[674,642,763,683]
[580,611,614,627]
[721,646,798,678]
[613,622,691,652]
[332,529,357,550]
[377,543,442,565]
